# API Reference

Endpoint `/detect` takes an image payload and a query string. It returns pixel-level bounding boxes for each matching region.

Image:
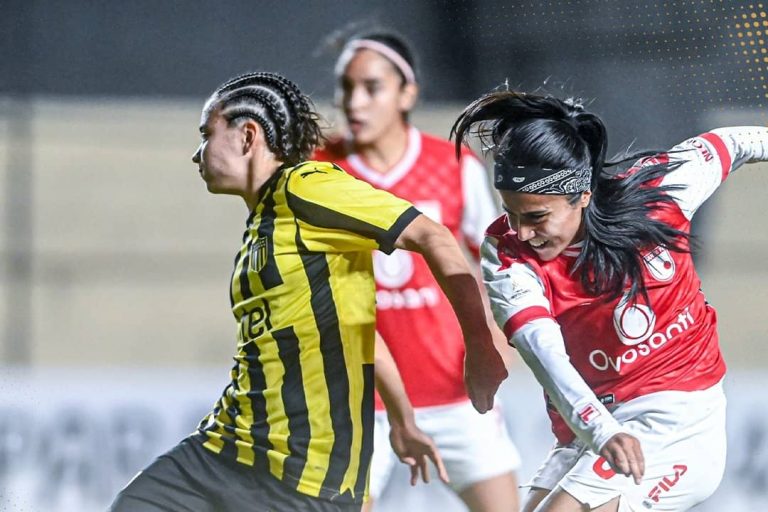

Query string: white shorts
[526,382,727,511]
[369,399,521,498]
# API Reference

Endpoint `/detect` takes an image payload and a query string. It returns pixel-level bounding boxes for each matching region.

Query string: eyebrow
[503,206,549,217]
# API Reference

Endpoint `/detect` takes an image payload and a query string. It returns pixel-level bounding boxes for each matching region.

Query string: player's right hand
[464,347,507,414]
[389,419,450,486]
[600,432,645,485]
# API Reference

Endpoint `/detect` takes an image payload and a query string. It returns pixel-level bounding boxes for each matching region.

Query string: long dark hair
[209,72,323,166]
[451,90,690,302]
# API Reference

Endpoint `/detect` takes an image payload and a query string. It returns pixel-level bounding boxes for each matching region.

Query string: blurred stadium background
[1,1,767,510]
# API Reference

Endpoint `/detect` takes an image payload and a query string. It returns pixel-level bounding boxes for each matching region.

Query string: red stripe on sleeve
[700,132,732,182]
[503,306,553,339]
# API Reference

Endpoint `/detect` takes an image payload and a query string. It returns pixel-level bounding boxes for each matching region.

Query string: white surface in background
[0,367,766,511]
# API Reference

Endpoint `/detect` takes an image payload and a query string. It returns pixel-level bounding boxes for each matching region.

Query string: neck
[354,123,410,174]
[243,152,285,211]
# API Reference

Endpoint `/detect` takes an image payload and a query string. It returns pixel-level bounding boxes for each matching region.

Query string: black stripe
[239,238,255,302]
[242,339,272,474]
[379,206,421,254]
[287,189,395,248]
[256,180,284,290]
[229,248,245,310]
[353,363,375,497]
[273,326,311,481]
[294,227,353,494]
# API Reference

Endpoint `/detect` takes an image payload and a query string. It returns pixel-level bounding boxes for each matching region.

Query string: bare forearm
[374,332,414,427]
[396,216,494,348]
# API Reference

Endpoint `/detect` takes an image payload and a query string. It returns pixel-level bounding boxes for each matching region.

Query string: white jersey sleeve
[481,237,625,453]
[461,156,499,253]
[661,126,768,220]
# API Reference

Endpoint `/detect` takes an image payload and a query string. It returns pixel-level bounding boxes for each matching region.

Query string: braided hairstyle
[207,72,323,166]
[452,90,690,303]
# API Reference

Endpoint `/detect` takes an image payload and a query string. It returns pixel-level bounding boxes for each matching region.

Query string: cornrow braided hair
[210,72,323,166]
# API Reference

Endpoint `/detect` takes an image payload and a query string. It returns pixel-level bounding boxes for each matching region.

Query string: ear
[579,190,592,208]
[240,119,262,155]
[398,82,419,113]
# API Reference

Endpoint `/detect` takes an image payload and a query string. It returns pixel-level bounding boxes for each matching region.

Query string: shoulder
[420,131,479,161]
[285,161,351,190]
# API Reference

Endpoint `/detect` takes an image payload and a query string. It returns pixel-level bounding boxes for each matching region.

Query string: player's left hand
[389,419,450,486]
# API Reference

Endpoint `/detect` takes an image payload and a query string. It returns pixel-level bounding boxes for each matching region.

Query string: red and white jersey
[314,126,498,408]
[482,127,768,451]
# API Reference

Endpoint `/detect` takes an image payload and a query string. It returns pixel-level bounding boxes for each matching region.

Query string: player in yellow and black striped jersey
[109,72,506,512]
[195,159,420,501]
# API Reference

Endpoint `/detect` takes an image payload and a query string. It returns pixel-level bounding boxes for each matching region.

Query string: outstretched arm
[513,319,644,484]
[394,214,507,414]
[374,332,449,486]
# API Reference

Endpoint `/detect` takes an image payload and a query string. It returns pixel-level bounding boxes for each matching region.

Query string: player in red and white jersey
[453,89,768,512]
[314,31,521,512]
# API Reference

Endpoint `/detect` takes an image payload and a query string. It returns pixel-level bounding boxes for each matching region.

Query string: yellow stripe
[233,355,256,466]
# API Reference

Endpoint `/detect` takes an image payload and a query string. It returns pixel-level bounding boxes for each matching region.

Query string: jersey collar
[346,126,421,189]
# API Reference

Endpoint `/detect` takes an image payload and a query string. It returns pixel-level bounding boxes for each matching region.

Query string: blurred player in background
[453,89,768,511]
[109,71,506,512]
[315,31,521,512]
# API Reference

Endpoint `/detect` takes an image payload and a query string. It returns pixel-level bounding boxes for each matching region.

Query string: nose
[192,145,201,164]
[515,221,536,242]
[344,85,367,111]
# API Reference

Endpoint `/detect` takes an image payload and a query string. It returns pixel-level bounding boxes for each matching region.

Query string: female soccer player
[452,89,768,511]
[315,32,521,512]
[108,72,506,512]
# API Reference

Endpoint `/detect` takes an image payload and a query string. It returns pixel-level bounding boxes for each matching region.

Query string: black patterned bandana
[493,164,592,194]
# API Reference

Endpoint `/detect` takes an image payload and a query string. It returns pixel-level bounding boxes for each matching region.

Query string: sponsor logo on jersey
[376,287,440,310]
[249,237,268,272]
[643,246,675,282]
[643,464,688,508]
[590,305,696,373]
[374,250,414,289]
[613,294,657,346]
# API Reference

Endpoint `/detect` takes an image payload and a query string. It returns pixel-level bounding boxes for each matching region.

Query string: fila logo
[578,403,601,424]
[643,464,688,507]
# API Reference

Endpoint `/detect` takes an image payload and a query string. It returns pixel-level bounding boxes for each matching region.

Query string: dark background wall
[3,0,765,152]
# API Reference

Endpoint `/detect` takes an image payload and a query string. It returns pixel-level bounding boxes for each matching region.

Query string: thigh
[558,386,727,511]
[416,400,521,493]
[109,440,215,512]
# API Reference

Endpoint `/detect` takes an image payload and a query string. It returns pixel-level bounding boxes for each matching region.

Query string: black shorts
[109,437,361,512]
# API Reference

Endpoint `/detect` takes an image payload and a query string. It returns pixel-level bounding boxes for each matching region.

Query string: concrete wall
[0,97,766,368]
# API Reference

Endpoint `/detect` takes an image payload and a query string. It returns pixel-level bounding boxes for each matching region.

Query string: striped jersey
[314,127,498,409]
[195,161,419,503]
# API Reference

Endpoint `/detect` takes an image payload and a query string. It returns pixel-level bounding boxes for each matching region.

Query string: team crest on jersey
[642,246,675,282]
[249,237,269,272]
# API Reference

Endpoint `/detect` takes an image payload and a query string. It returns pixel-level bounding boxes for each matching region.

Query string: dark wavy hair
[451,90,690,302]
[208,71,323,166]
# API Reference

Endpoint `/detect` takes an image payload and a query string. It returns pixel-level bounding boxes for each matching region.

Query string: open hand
[389,420,450,486]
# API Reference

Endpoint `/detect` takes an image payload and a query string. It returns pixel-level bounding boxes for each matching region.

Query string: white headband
[334,39,416,84]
